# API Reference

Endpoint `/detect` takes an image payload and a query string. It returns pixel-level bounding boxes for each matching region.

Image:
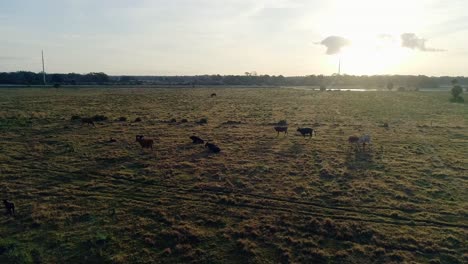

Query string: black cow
[205,142,221,153]
[81,117,95,127]
[190,136,205,144]
[274,126,288,136]
[297,127,316,138]
[3,200,15,216]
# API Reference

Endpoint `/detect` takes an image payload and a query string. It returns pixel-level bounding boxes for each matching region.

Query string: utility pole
[42,50,46,86]
[338,57,341,75]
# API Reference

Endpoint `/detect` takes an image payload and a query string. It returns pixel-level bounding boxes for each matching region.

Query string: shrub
[134,117,142,122]
[450,96,464,103]
[451,85,463,99]
[319,85,326,91]
[181,119,188,123]
[387,82,394,91]
[70,115,81,121]
[118,116,127,122]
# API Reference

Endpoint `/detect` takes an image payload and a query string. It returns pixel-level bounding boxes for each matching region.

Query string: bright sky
[1,0,467,76]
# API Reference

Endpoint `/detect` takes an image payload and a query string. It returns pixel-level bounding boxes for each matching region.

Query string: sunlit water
[284,86,450,92]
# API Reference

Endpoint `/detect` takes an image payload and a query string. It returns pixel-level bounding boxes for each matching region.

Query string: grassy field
[0,87,467,263]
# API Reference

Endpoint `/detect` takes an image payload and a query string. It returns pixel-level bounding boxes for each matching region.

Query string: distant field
[0,87,467,263]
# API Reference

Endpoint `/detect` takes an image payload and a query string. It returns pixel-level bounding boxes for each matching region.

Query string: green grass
[0,87,467,263]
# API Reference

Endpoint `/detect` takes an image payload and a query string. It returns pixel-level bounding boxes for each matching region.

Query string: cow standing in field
[190,136,205,144]
[211,93,217,97]
[348,134,371,151]
[359,134,371,151]
[205,142,221,153]
[3,200,15,216]
[81,117,95,127]
[348,135,360,150]
[274,126,288,136]
[135,135,154,150]
[297,127,316,138]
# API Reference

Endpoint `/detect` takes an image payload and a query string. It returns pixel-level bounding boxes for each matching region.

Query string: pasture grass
[0,87,467,263]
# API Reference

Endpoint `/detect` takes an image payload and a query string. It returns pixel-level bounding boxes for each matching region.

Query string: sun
[319,0,425,74]
[337,35,412,75]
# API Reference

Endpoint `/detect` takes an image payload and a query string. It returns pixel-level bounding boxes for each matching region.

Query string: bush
[450,96,464,103]
[170,118,177,123]
[181,119,188,123]
[387,82,394,91]
[118,117,127,122]
[70,115,81,121]
[451,85,463,98]
[319,85,326,91]
[134,117,142,122]
[450,85,464,103]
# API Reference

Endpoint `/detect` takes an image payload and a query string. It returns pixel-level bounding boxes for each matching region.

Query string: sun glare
[320,0,425,74]
[336,35,412,75]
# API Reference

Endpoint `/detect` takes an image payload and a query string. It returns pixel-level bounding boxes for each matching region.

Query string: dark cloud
[401,33,445,52]
[318,36,351,55]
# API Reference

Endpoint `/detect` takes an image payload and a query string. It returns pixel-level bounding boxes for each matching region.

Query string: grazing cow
[3,200,15,216]
[211,93,217,97]
[81,117,95,127]
[297,127,316,138]
[205,142,221,153]
[358,134,371,151]
[274,126,288,136]
[190,136,205,144]
[348,135,359,144]
[348,135,360,150]
[135,135,154,150]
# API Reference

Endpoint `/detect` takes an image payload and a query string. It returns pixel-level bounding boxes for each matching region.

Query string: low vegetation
[0,87,466,263]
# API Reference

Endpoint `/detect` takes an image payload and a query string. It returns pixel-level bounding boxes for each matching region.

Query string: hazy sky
[1,0,467,76]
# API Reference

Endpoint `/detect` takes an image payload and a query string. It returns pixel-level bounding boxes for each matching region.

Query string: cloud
[0,56,27,61]
[400,33,445,52]
[318,36,351,55]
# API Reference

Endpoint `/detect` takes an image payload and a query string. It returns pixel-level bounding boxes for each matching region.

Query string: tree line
[1,71,467,88]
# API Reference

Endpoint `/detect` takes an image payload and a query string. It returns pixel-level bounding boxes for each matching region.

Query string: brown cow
[348,135,359,144]
[136,135,154,150]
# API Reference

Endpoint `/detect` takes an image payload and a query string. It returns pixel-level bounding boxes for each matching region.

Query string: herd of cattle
[2,93,375,217]
[75,93,373,154]
[131,124,370,153]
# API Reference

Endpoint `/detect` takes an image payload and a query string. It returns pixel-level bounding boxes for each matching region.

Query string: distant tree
[387,82,394,91]
[50,74,63,83]
[452,85,462,97]
[450,79,464,103]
